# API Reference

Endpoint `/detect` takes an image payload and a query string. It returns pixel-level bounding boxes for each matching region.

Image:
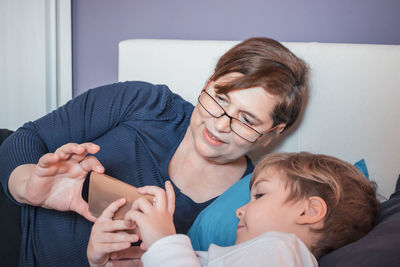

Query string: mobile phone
[88,172,153,220]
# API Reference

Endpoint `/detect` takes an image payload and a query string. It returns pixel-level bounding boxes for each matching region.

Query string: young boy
[87,152,379,266]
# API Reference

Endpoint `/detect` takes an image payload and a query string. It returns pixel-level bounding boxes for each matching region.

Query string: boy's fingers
[140,241,148,251]
[124,209,144,226]
[97,232,139,243]
[98,198,126,222]
[165,181,175,215]
[98,242,132,254]
[131,197,153,214]
[110,246,145,260]
[137,185,166,210]
[97,220,134,233]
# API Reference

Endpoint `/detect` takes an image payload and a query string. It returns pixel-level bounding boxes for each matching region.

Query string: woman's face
[188,73,280,164]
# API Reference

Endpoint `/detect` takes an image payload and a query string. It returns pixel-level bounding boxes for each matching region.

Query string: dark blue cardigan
[0,81,252,266]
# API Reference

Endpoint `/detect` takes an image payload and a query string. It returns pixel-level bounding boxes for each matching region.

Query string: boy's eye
[254,193,264,199]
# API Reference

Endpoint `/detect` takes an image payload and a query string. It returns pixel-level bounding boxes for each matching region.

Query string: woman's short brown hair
[212,37,309,132]
[250,152,379,258]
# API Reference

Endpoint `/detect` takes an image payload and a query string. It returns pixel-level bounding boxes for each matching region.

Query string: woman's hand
[124,181,176,250]
[11,142,104,221]
[87,198,139,267]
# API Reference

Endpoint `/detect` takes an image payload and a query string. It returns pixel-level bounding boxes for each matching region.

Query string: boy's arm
[124,181,176,250]
[125,182,202,266]
[141,234,202,267]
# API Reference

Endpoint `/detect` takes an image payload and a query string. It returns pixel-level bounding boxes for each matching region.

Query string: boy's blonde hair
[250,152,379,258]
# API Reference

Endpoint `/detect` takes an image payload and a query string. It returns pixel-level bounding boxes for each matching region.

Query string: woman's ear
[259,123,287,147]
[296,196,327,225]
[276,123,286,135]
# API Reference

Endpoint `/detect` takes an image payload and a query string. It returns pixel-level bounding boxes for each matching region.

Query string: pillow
[318,175,400,267]
[187,173,251,250]
[353,158,369,180]
[187,159,371,251]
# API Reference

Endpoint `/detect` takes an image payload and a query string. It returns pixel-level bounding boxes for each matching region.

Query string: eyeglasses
[197,81,279,143]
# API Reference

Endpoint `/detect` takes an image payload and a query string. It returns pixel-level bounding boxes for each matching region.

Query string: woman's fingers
[54,142,101,162]
[165,181,175,216]
[97,198,127,222]
[78,203,97,223]
[36,153,60,169]
[55,143,85,160]
[70,143,101,161]
[79,156,104,173]
[36,144,104,176]
[34,153,61,176]
[80,142,100,154]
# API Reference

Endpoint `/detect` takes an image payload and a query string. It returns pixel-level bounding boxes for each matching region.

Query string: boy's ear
[296,196,327,225]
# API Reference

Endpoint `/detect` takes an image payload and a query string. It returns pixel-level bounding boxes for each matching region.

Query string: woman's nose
[214,114,231,133]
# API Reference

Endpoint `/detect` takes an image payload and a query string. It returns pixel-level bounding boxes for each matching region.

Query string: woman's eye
[244,117,253,125]
[215,94,228,105]
[239,114,255,126]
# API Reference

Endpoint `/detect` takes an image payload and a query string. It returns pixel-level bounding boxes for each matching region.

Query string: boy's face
[235,167,304,244]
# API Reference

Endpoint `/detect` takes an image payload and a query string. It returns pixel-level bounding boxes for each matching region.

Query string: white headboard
[119,39,400,199]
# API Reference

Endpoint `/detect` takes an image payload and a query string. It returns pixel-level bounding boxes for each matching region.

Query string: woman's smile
[203,127,226,146]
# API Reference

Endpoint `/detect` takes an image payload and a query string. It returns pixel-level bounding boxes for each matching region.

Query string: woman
[0,37,309,266]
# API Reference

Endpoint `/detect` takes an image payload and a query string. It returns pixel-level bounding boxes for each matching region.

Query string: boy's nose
[235,205,246,219]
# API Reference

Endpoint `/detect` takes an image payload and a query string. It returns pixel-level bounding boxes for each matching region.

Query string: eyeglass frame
[197,78,280,143]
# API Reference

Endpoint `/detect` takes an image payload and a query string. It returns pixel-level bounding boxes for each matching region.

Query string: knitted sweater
[0,81,252,266]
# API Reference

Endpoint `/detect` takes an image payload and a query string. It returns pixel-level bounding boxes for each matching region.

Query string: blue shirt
[0,81,253,266]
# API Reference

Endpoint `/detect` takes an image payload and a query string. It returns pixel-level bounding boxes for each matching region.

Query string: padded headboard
[119,39,400,198]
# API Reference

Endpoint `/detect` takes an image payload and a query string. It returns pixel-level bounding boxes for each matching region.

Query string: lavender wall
[72,0,400,96]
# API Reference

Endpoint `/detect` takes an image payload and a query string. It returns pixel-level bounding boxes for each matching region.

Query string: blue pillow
[187,159,370,251]
[354,159,369,180]
[187,173,251,250]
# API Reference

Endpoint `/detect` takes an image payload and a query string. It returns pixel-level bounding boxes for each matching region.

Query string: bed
[118,39,400,266]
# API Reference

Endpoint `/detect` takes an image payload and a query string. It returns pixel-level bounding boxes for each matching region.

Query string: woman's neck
[168,130,247,203]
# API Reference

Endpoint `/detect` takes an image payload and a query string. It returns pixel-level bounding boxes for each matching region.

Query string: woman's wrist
[8,164,36,204]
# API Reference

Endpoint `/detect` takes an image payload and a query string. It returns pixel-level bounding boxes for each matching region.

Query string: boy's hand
[124,181,176,250]
[87,198,139,267]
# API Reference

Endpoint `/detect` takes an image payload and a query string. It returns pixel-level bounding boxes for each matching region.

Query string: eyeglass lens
[198,92,260,142]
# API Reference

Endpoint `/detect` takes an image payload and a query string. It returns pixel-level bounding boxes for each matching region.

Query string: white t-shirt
[142,231,318,267]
